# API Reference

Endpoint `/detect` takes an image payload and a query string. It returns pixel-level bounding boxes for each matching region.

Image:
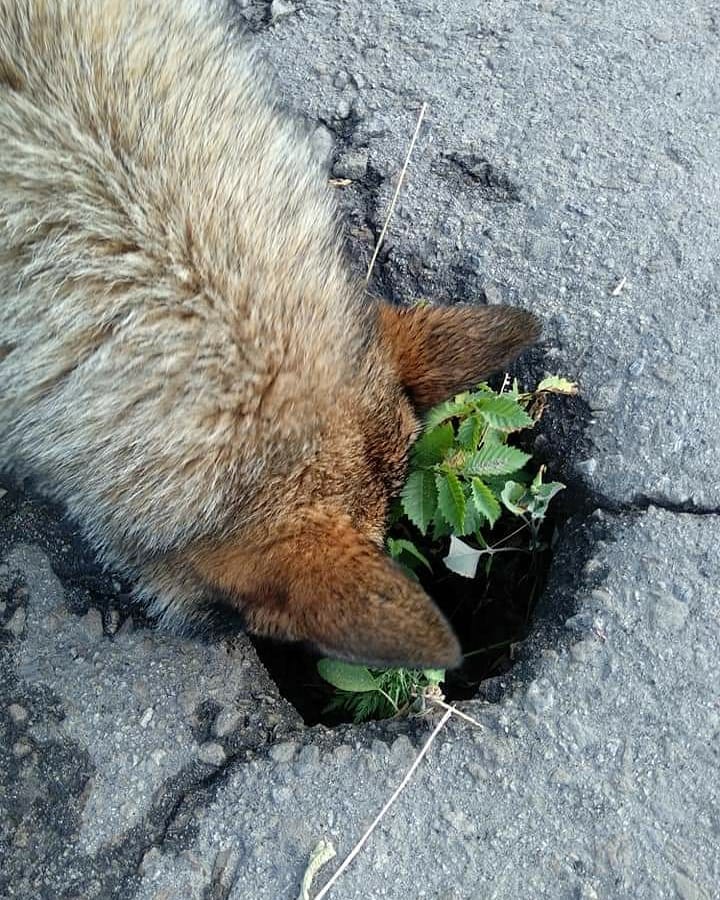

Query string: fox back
[0,0,539,667]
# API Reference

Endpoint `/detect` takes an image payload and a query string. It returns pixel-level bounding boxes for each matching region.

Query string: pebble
[335,98,352,119]
[332,148,369,180]
[6,607,26,637]
[199,742,227,767]
[524,678,555,716]
[576,458,598,477]
[389,735,416,768]
[139,707,154,728]
[8,703,28,725]
[269,741,297,763]
[270,0,295,22]
[79,608,104,639]
[106,608,121,635]
[13,740,32,758]
[213,707,242,738]
[311,125,335,163]
[151,748,167,767]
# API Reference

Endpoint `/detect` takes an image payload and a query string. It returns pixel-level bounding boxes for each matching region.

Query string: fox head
[193,299,540,670]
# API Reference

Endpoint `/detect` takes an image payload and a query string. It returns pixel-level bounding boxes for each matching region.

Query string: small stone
[139,707,154,728]
[335,98,351,120]
[389,735,416,768]
[79,608,104,638]
[213,707,242,738]
[576,458,597,477]
[151,748,167,766]
[8,703,28,725]
[117,616,135,636]
[6,607,26,637]
[524,678,555,716]
[570,640,598,663]
[270,0,295,21]
[269,741,297,763]
[199,742,227,766]
[333,70,350,89]
[332,148,369,181]
[296,744,320,770]
[651,591,689,633]
[311,125,335,163]
[211,849,240,890]
[628,358,645,377]
[442,807,476,836]
[139,847,161,875]
[13,740,32,758]
[674,872,701,900]
[483,282,503,305]
[106,608,121,635]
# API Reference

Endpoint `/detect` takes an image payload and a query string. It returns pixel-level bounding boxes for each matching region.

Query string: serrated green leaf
[436,471,467,534]
[474,395,534,431]
[500,480,528,515]
[317,659,378,693]
[471,478,502,527]
[431,509,453,540]
[386,537,433,573]
[400,470,438,534]
[411,423,455,467]
[462,488,484,534]
[483,427,506,447]
[536,375,578,395]
[424,398,472,430]
[457,414,483,450]
[463,444,531,477]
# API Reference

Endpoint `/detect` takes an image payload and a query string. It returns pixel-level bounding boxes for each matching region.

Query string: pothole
[251,378,596,726]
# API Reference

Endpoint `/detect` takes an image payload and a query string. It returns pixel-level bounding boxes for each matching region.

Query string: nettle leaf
[422,668,445,685]
[317,659,378,693]
[400,470,438,534]
[500,480,528,515]
[463,444,531,477]
[457,414,483,450]
[483,427,506,447]
[471,478,502,527]
[411,423,455,468]
[436,471,467,534]
[536,375,578,395]
[474,395,534,431]
[462,489,484,534]
[424,396,472,430]
[386,537,433,573]
[431,509,453,540]
[443,535,482,579]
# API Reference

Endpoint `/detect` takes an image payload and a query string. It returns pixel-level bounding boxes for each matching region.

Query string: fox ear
[193,511,462,669]
[378,301,541,408]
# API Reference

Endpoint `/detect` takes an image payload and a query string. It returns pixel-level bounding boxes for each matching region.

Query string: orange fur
[0,0,540,667]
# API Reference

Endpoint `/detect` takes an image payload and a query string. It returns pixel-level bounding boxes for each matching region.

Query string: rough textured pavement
[2,1,719,898]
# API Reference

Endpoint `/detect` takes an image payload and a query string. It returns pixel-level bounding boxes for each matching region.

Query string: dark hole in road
[251,384,596,726]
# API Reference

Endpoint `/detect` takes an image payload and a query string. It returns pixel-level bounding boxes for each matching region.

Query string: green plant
[317,375,576,723]
[317,659,444,723]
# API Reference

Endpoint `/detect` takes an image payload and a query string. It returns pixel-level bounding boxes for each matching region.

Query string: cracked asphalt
[1,1,719,898]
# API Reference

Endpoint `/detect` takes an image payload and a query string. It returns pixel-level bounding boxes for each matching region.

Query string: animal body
[0,0,539,667]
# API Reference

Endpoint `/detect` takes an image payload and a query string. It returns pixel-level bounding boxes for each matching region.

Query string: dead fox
[0,0,539,668]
